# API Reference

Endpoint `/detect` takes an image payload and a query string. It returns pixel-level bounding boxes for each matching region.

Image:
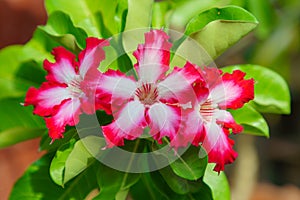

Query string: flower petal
[45,98,81,140]
[214,110,243,134]
[158,62,203,104]
[102,100,146,147]
[210,70,254,109]
[44,47,77,84]
[171,108,205,148]
[98,69,137,103]
[78,37,109,78]
[133,30,172,83]
[147,102,180,141]
[24,83,72,116]
[202,122,238,172]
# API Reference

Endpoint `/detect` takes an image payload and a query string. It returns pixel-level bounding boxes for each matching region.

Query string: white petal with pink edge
[147,102,180,140]
[210,80,242,108]
[78,38,109,78]
[99,70,137,100]
[45,98,81,140]
[158,63,200,103]
[37,86,72,110]
[133,30,172,83]
[202,122,237,172]
[102,100,145,147]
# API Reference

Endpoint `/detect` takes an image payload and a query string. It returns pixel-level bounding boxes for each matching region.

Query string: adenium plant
[0,0,290,200]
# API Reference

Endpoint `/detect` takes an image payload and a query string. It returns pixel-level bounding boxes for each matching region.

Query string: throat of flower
[200,99,215,122]
[135,83,158,106]
[68,75,84,98]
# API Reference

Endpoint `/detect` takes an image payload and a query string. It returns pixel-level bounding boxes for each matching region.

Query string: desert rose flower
[24,38,109,141]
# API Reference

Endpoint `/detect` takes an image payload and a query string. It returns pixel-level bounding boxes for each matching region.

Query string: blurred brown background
[0,0,299,200]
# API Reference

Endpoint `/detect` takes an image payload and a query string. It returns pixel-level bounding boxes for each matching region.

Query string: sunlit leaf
[222,64,291,114]
[172,6,258,66]
[170,146,207,180]
[38,11,88,52]
[63,136,106,184]
[204,164,230,200]
[50,139,76,186]
[229,104,269,137]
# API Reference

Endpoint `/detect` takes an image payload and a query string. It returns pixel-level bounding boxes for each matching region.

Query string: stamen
[67,75,84,98]
[200,99,214,122]
[135,83,158,105]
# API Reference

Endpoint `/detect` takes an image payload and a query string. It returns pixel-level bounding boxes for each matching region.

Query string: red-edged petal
[133,30,172,83]
[102,100,146,147]
[98,69,137,104]
[78,37,109,78]
[171,108,205,148]
[202,122,238,172]
[147,102,180,141]
[158,62,203,104]
[24,83,72,116]
[214,110,243,134]
[210,70,254,109]
[44,47,77,84]
[45,99,81,140]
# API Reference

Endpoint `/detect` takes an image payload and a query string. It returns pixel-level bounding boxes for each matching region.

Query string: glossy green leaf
[38,11,88,52]
[203,164,230,200]
[10,154,98,200]
[0,98,45,148]
[170,146,207,180]
[167,0,228,33]
[229,104,269,137]
[222,64,291,114]
[63,136,106,184]
[45,0,102,37]
[94,163,140,200]
[172,6,258,66]
[159,166,208,195]
[122,0,153,55]
[49,139,76,186]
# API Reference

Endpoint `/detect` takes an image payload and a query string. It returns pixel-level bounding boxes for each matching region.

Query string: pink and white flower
[172,66,255,172]
[24,38,109,141]
[98,30,202,147]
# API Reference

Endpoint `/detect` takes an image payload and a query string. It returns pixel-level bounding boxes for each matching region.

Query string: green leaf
[159,166,208,195]
[172,6,258,66]
[122,0,153,55]
[152,1,171,29]
[94,163,140,200]
[45,0,101,37]
[130,172,170,200]
[39,129,78,152]
[229,104,269,137]
[38,11,88,52]
[0,127,45,149]
[49,139,76,186]
[203,164,230,200]
[63,136,106,184]
[0,98,45,148]
[222,64,291,114]
[167,0,228,32]
[10,154,98,200]
[170,146,207,180]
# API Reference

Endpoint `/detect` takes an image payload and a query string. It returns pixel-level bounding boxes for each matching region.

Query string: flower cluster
[25,30,254,172]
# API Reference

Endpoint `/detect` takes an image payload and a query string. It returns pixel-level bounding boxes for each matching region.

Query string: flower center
[200,99,215,122]
[68,75,84,98]
[135,83,158,106]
